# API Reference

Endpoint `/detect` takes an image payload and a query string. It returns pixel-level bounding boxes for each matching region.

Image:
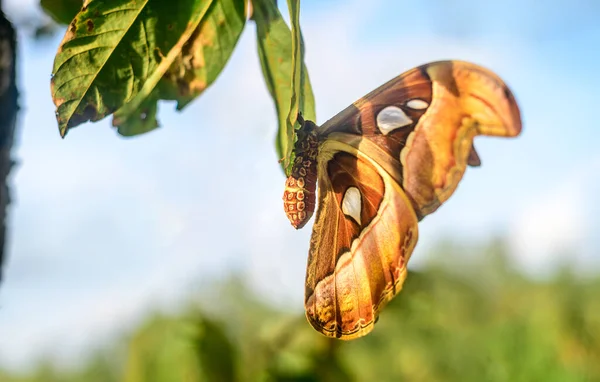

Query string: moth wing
[304,140,418,339]
[318,60,522,218]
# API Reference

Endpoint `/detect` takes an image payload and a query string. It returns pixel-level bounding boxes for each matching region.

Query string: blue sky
[0,0,599,371]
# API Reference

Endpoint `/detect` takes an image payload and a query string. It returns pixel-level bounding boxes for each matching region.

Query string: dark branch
[0,7,18,284]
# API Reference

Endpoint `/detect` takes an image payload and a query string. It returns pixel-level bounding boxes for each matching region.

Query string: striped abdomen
[283,120,319,229]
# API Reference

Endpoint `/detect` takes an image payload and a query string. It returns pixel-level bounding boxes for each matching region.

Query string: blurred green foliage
[1,239,599,381]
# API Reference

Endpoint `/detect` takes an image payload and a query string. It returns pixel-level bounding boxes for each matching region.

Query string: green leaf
[51,0,210,137]
[40,0,82,25]
[51,0,247,138]
[115,0,248,134]
[122,312,238,382]
[253,0,315,175]
[194,317,238,382]
[123,314,203,382]
[285,0,315,173]
[159,0,248,110]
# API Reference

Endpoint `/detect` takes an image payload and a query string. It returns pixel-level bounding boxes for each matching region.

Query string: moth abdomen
[283,172,316,229]
[283,120,319,229]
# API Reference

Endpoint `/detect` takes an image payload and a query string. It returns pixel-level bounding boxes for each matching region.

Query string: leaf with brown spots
[158,0,247,110]
[114,0,248,136]
[52,0,247,138]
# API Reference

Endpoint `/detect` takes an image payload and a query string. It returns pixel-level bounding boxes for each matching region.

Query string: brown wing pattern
[400,61,522,217]
[318,64,433,162]
[304,140,418,339]
[286,60,522,340]
[317,60,521,218]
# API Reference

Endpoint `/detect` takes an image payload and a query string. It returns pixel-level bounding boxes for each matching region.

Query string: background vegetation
[1,239,598,381]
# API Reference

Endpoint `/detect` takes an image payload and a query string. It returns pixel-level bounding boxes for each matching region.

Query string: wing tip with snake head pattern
[400,60,522,217]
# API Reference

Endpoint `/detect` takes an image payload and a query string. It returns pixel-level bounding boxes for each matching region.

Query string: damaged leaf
[159,0,247,110]
[52,0,247,137]
[114,0,247,132]
[51,0,209,136]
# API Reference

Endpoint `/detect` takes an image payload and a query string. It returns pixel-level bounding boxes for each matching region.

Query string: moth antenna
[296,111,305,127]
